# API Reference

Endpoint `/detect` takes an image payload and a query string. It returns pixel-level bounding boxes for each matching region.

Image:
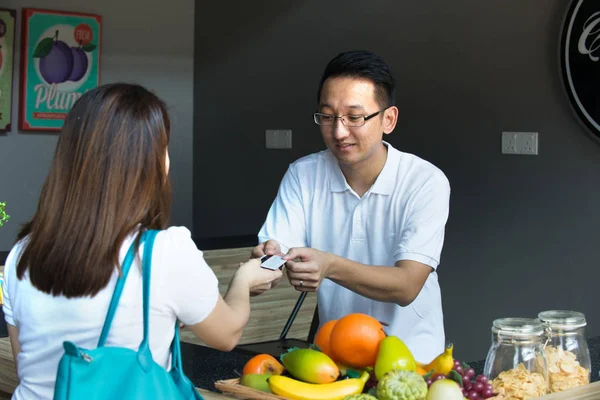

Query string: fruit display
[226,312,592,400]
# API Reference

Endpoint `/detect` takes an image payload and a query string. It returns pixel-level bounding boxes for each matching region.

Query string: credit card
[259,254,287,270]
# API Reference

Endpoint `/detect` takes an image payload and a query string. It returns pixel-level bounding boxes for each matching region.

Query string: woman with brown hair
[1,83,282,400]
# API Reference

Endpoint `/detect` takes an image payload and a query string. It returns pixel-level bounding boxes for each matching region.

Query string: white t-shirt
[2,227,219,400]
[258,142,450,363]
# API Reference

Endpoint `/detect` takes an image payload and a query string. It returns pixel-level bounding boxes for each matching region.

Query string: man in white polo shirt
[252,50,450,363]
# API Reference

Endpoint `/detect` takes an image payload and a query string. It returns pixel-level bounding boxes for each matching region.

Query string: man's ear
[383,106,399,135]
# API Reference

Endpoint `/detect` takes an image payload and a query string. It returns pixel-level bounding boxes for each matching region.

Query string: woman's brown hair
[16,83,171,298]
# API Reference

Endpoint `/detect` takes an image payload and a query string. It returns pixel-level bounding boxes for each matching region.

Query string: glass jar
[483,318,549,398]
[538,310,591,392]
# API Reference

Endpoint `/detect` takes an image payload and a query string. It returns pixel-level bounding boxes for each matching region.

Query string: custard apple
[343,395,378,400]
[377,370,427,400]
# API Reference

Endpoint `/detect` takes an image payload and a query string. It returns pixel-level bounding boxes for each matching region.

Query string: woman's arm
[7,324,20,367]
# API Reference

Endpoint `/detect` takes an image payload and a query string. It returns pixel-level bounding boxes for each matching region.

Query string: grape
[465,367,476,379]
[467,391,480,400]
[474,382,484,392]
[482,388,494,398]
[462,388,468,397]
[462,376,471,386]
[476,375,489,385]
[454,359,462,368]
[433,373,447,381]
[425,379,432,387]
[454,365,463,375]
[463,379,472,391]
[485,383,493,392]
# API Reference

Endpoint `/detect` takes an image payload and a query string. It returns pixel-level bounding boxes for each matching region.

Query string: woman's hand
[235,258,283,296]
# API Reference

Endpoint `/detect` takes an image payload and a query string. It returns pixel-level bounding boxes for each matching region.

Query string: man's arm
[284,249,432,306]
[327,257,432,306]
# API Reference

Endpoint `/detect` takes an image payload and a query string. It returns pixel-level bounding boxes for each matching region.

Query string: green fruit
[374,336,417,380]
[343,394,378,400]
[377,370,427,400]
[281,348,340,384]
[240,373,272,393]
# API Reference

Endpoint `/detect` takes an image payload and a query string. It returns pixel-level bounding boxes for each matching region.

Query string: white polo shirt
[258,142,450,363]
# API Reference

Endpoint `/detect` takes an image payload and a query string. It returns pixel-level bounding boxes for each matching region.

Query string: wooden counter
[0,336,599,399]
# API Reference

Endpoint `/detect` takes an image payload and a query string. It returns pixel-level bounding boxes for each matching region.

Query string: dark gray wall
[0,0,194,253]
[194,0,600,362]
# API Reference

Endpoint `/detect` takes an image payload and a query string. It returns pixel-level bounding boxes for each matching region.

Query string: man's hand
[250,240,282,258]
[283,247,336,292]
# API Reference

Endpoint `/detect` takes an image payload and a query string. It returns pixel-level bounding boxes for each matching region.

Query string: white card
[260,254,287,270]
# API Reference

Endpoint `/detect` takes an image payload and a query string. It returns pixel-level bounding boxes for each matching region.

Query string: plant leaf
[82,43,97,52]
[33,38,54,58]
[448,370,463,386]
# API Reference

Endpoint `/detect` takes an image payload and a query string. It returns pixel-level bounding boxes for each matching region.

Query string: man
[252,50,450,363]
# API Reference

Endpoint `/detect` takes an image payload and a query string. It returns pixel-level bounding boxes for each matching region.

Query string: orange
[329,313,386,368]
[313,319,338,359]
[242,354,285,376]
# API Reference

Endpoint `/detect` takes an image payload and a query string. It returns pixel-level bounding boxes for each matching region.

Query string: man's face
[318,77,394,168]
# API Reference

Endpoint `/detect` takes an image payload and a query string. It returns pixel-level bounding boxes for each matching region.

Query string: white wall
[0,0,195,250]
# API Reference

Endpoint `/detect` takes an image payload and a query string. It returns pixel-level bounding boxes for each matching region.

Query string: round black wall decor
[561,0,600,140]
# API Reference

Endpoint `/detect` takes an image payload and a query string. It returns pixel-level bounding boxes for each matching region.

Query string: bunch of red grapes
[424,360,498,399]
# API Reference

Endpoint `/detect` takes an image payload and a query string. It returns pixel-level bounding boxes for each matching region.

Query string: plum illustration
[67,45,88,82]
[39,30,73,84]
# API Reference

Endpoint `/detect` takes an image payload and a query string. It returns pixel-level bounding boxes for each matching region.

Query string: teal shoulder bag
[54,230,203,400]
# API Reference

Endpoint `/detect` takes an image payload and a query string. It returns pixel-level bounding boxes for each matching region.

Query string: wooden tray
[214,378,289,400]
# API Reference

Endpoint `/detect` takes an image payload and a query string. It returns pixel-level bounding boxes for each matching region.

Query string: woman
[1,83,282,400]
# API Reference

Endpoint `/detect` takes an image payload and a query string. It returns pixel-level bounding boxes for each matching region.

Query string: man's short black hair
[317,50,396,109]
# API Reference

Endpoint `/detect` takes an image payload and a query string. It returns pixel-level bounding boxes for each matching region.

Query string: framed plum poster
[19,8,101,131]
[0,9,16,132]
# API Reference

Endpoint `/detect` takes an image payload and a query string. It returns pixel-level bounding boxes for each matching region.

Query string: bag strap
[139,229,159,349]
[98,231,147,347]
[171,322,184,371]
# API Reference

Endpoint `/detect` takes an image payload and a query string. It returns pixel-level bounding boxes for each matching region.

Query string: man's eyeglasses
[313,108,388,127]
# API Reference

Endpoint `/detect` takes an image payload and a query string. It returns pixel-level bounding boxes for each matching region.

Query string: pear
[240,373,272,393]
[374,336,416,380]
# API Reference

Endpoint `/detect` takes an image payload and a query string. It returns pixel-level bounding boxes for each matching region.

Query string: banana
[268,370,370,400]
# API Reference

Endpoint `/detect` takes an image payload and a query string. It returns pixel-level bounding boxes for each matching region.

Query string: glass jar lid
[492,317,545,339]
[538,310,587,330]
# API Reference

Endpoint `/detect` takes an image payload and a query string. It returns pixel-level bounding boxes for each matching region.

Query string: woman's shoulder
[153,226,205,262]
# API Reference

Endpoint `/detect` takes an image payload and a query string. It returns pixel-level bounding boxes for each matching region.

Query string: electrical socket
[266,129,292,149]
[502,132,538,155]
[502,132,518,154]
[518,132,538,155]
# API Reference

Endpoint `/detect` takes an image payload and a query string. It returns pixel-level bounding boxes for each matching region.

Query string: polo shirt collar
[371,141,400,195]
[328,141,401,195]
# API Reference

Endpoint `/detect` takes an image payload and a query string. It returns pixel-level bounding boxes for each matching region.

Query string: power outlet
[502,132,538,155]
[502,132,518,154]
[517,132,538,155]
[266,129,292,149]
